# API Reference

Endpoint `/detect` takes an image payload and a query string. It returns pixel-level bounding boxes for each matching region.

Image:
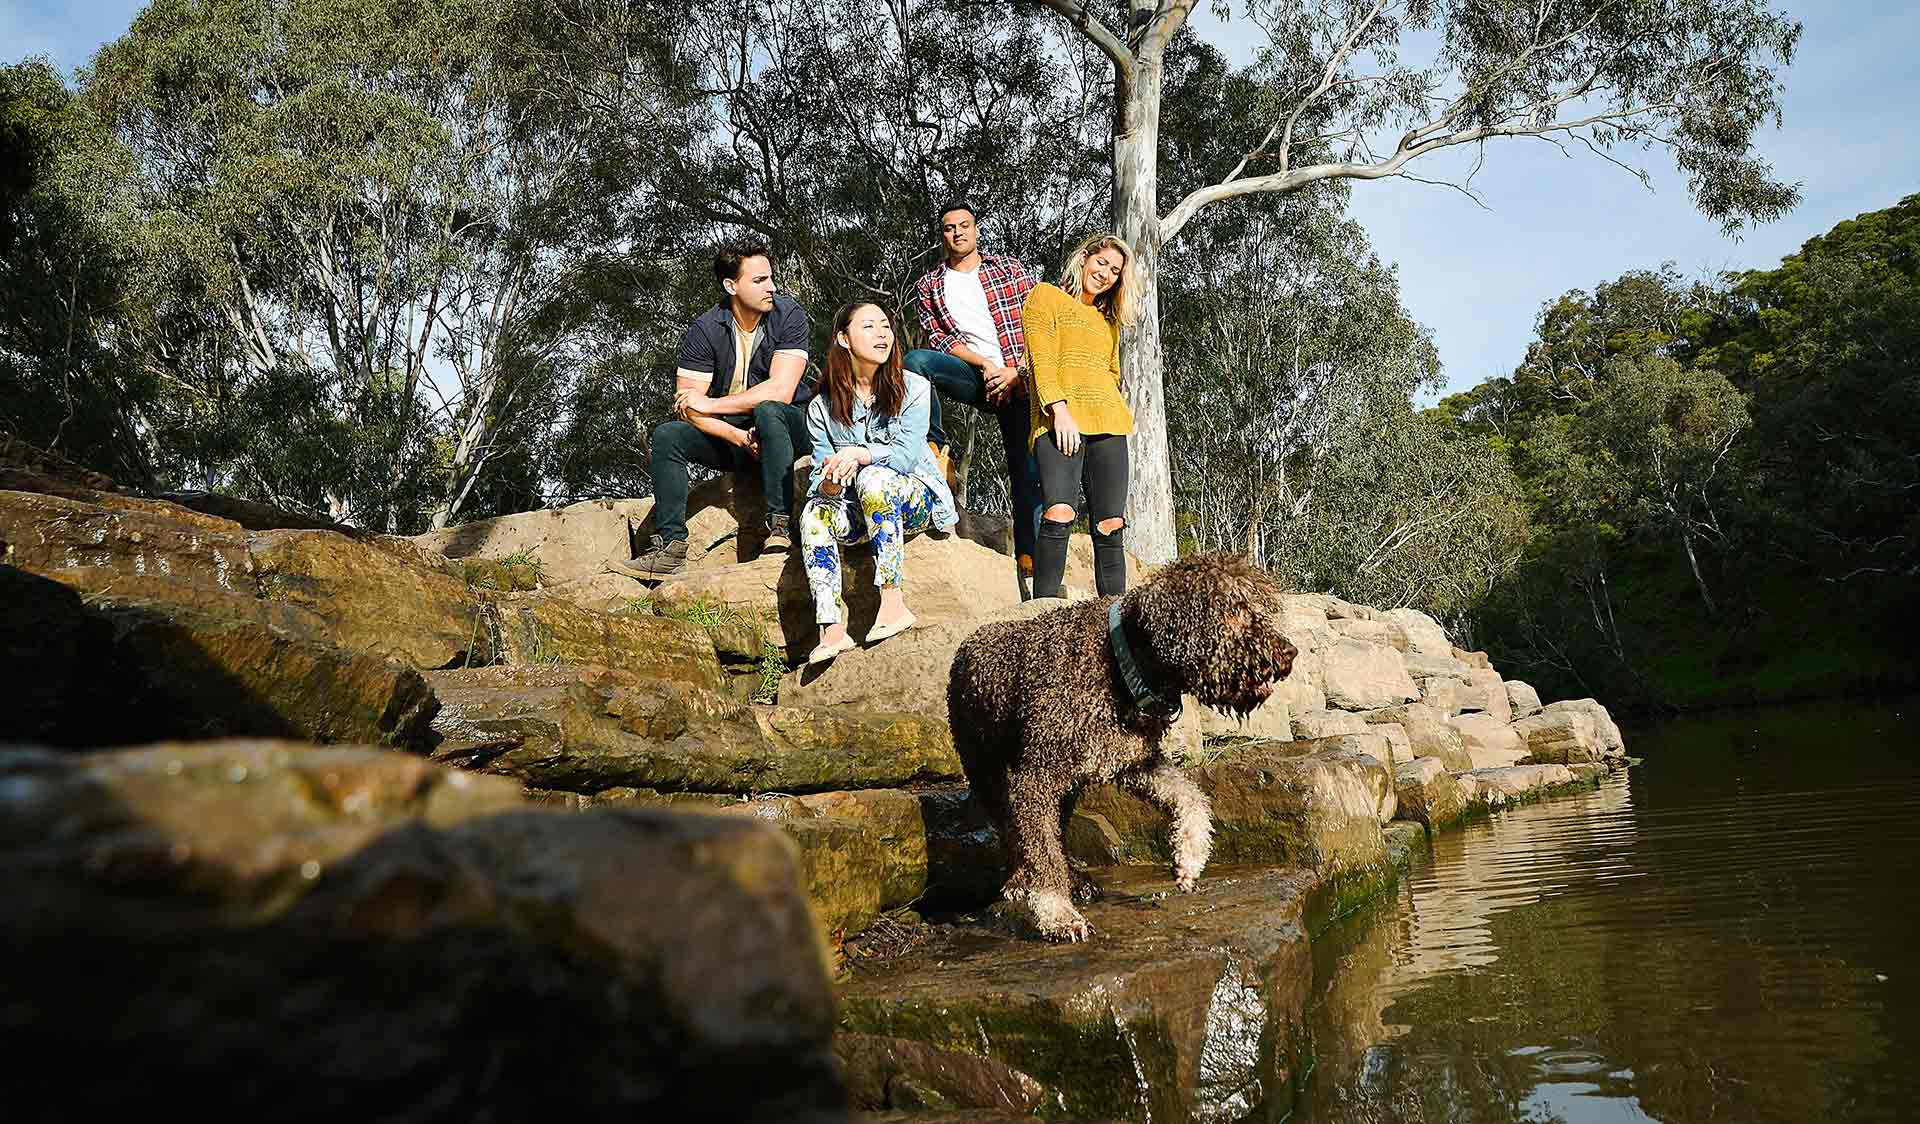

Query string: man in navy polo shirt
[622,236,812,578]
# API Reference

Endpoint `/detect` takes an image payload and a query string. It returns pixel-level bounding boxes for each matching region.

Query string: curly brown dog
[947,553,1297,941]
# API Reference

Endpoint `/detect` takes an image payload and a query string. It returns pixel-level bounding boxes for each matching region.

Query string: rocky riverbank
[0,434,1629,1121]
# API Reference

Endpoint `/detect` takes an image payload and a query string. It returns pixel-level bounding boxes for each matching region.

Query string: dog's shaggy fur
[947,553,1297,941]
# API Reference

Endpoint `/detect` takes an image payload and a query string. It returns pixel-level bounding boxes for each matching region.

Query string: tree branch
[1161,102,1678,241]
[1033,0,1134,77]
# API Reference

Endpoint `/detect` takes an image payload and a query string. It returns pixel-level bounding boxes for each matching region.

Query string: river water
[1293,698,1920,1124]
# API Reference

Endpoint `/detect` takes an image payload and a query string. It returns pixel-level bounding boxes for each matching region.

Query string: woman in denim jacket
[802,301,960,664]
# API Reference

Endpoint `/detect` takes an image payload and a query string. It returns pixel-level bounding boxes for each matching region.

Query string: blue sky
[7,1,1916,396]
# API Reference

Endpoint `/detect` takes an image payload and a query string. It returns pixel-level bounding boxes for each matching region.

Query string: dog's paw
[1029,891,1093,943]
[1174,868,1202,894]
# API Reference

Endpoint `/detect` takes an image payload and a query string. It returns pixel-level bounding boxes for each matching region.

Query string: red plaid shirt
[912,253,1038,369]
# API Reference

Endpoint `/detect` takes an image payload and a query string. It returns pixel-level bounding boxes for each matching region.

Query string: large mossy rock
[838,864,1318,1124]
[1,487,256,591]
[0,740,848,1123]
[88,585,441,749]
[250,529,489,669]
[1,565,438,750]
[428,665,961,795]
[1066,745,1392,902]
[541,783,1004,940]
[487,591,722,689]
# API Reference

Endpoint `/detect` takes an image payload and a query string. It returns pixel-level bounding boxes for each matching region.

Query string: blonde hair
[1058,232,1141,328]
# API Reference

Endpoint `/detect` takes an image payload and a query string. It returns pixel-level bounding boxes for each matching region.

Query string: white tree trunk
[1115,52,1177,564]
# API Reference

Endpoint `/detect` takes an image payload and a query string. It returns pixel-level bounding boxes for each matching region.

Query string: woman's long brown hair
[825,302,907,426]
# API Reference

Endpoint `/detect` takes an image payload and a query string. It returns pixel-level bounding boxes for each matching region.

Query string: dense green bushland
[1443,196,1919,710]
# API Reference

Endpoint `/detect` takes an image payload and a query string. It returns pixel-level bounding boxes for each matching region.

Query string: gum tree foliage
[1021,0,1802,562]
[1453,197,1917,701]
[1696,193,1920,583]
[76,0,697,530]
[1163,194,1527,620]
[0,60,156,484]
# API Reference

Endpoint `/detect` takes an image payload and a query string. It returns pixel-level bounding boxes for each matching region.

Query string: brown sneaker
[618,534,687,579]
[762,513,792,554]
[1016,553,1035,601]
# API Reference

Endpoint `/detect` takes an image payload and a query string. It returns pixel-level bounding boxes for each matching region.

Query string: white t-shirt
[942,267,1004,368]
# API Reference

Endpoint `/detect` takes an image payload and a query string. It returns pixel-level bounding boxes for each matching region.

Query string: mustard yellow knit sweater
[1022,282,1134,450]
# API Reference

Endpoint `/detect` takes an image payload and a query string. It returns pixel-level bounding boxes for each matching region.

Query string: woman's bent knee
[1095,516,1125,535]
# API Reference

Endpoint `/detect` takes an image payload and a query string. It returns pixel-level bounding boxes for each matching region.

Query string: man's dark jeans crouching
[909,348,1041,563]
[649,400,809,543]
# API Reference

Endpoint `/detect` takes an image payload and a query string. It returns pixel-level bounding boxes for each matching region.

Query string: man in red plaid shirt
[906,200,1043,596]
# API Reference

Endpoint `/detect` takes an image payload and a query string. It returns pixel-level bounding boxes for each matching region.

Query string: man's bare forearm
[685,410,744,445]
[700,380,788,416]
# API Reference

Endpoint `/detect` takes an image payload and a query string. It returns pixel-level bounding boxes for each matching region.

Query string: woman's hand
[821,447,869,487]
[1049,402,1081,457]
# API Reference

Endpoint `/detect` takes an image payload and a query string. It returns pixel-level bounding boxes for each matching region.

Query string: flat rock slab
[839,864,1318,1124]
[1,488,255,592]
[3,565,438,750]
[0,740,846,1122]
[1463,763,1585,808]
[429,665,961,795]
[1068,746,1392,899]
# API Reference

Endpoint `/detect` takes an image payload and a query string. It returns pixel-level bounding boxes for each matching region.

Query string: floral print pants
[801,465,935,625]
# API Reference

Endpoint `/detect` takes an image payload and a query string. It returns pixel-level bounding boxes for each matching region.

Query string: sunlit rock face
[0,740,848,1123]
[839,864,1320,1123]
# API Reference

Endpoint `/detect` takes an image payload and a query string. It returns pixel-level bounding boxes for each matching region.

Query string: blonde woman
[1021,232,1140,599]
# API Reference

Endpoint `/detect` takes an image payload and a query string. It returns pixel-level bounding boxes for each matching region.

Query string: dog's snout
[1274,638,1298,680]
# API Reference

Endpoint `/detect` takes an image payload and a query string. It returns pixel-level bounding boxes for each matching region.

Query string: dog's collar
[1108,599,1183,723]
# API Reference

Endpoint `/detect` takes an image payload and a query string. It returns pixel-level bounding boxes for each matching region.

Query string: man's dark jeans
[907,348,1041,561]
[649,400,808,543]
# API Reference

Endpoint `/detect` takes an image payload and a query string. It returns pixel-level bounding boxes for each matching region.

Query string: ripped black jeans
[1032,431,1128,599]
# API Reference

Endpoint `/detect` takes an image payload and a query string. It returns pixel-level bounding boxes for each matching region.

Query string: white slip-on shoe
[863,611,917,645]
[807,632,857,665]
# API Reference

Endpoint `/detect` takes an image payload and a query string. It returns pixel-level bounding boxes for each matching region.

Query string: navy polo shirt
[676,293,815,407]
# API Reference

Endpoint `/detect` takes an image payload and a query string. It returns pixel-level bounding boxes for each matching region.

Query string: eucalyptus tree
[1021,0,1802,561]
[0,59,155,484]
[1162,194,1526,615]
[80,0,693,530]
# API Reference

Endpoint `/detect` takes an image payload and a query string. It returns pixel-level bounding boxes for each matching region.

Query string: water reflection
[1294,699,1920,1124]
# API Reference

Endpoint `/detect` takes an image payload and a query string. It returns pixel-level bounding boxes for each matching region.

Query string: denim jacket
[804,372,959,529]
